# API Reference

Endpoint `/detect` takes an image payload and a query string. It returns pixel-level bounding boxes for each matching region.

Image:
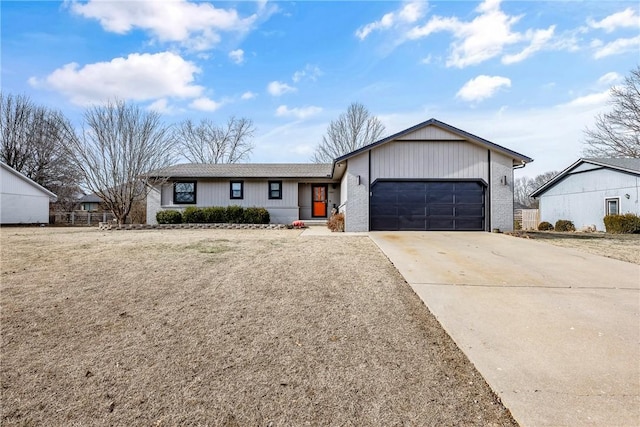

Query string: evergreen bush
[537,221,554,231]
[603,213,640,234]
[554,219,576,232]
[156,210,182,224]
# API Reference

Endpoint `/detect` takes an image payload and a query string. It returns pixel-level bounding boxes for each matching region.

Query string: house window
[605,198,619,216]
[268,181,282,199]
[230,181,244,199]
[174,181,196,204]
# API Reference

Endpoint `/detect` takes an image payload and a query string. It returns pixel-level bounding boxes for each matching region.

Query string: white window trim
[604,197,620,216]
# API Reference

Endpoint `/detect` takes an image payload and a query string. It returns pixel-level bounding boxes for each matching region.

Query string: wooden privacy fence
[51,211,116,226]
[514,209,540,230]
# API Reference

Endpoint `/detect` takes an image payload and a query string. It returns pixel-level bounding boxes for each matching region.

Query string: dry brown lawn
[1,227,515,426]
[509,231,640,265]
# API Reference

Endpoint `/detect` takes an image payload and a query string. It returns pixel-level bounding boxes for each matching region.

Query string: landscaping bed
[1,228,515,426]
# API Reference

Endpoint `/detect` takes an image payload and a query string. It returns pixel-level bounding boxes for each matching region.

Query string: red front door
[312,185,328,217]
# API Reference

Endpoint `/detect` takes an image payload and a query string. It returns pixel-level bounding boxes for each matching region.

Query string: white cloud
[598,72,621,85]
[408,0,525,68]
[275,105,322,119]
[147,98,175,114]
[562,90,611,108]
[292,64,322,83]
[588,8,640,33]
[593,35,640,59]
[267,81,296,96]
[356,1,427,40]
[29,52,203,105]
[189,97,223,112]
[502,25,555,64]
[241,91,257,100]
[70,0,260,51]
[456,75,511,102]
[229,49,245,64]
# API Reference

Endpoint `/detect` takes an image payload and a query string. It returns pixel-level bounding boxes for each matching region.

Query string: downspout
[368,150,371,232]
[486,150,491,232]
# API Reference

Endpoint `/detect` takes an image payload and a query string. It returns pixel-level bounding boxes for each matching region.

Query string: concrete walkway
[369,231,640,427]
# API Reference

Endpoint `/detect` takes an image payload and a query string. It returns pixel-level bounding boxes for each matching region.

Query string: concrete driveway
[369,232,640,427]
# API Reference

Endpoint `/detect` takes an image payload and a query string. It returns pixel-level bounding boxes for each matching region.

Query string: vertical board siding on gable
[397,126,463,141]
[370,141,488,181]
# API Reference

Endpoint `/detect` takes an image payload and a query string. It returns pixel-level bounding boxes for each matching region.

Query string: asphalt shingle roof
[530,157,640,197]
[148,163,333,179]
[584,158,640,173]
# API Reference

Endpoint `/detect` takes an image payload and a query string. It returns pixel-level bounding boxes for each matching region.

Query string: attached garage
[332,118,533,233]
[370,180,486,231]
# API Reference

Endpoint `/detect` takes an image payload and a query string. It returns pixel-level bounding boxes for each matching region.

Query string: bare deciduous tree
[514,171,558,208]
[312,102,385,163]
[0,92,82,208]
[174,117,255,164]
[64,100,176,225]
[583,66,640,158]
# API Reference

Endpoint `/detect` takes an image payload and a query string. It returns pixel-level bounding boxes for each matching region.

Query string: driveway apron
[369,231,640,427]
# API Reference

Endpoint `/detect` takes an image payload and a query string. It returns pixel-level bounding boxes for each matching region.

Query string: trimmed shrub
[182,206,206,223]
[156,210,182,224]
[538,221,554,231]
[327,212,345,232]
[244,207,270,224]
[202,207,226,223]
[225,205,244,223]
[554,219,576,232]
[604,213,640,234]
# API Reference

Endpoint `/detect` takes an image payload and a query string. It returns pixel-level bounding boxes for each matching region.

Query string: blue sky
[2,0,639,178]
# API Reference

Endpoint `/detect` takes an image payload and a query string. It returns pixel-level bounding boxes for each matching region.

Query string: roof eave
[333,118,533,165]
[1,162,58,201]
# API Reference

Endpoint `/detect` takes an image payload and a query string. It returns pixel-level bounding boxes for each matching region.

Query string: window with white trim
[605,198,619,216]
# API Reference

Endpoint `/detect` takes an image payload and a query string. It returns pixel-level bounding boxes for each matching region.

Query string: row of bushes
[538,219,576,232]
[603,213,640,234]
[156,206,270,225]
[537,213,640,233]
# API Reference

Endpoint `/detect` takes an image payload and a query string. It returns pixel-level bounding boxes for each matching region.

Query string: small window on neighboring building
[605,198,619,216]
[268,181,282,199]
[230,181,244,199]
[174,181,196,204]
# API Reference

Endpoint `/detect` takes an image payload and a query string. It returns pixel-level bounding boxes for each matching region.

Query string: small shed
[1,162,58,224]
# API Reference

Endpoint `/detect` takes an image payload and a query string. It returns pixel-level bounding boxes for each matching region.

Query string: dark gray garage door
[370,180,485,231]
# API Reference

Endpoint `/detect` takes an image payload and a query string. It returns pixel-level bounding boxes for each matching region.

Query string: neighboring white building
[531,158,640,231]
[1,162,57,224]
[148,119,533,232]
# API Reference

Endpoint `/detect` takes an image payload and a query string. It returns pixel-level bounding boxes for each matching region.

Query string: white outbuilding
[1,162,57,224]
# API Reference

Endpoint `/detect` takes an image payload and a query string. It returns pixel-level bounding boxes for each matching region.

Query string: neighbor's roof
[333,118,534,165]
[78,193,102,203]
[148,163,334,179]
[0,161,58,201]
[530,157,640,198]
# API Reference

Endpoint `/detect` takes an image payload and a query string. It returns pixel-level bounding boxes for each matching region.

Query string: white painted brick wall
[344,154,370,232]
[491,153,515,232]
[146,186,162,225]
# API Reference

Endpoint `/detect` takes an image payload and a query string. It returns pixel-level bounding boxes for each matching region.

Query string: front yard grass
[1,228,515,426]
